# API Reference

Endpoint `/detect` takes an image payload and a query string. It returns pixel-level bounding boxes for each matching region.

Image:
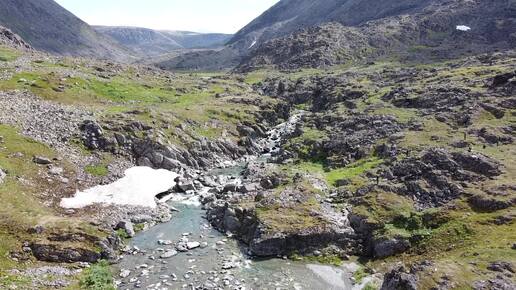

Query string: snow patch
[248,40,257,49]
[456,25,471,31]
[60,167,178,209]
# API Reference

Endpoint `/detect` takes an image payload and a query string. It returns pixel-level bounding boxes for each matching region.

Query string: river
[114,112,376,289]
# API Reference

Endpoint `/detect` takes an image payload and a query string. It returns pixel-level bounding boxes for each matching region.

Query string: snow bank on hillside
[456,25,471,31]
[60,167,178,209]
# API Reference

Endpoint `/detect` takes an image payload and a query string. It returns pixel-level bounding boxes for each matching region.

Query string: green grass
[363,282,379,290]
[325,157,383,186]
[85,164,109,177]
[133,223,145,232]
[256,200,325,233]
[0,47,19,62]
[353,267,369,284]
[290,253,343,266]
[79,260,115,290]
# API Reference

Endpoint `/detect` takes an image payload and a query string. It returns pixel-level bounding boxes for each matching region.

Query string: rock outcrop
[0,25,32,50]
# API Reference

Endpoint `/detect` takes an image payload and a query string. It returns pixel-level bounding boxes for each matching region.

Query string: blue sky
[55,0,280,34]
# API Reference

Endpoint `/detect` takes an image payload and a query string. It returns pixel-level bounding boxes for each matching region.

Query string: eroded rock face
[80,120,114,151]
[30,243,101,263]
[0,25,32,50]
[468,195,516,212]
[29,232,120,263]
[207,200,361,257]
[205,178,362,257]
[386,149,503,208]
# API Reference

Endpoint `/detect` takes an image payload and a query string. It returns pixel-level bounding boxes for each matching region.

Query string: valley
[0,0,514,289]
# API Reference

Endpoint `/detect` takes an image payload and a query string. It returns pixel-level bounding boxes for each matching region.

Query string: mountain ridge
[95,26,232,58]
[0,0,132,61]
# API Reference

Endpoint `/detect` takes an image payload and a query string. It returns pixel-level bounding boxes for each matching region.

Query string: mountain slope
[160,31,232,49]
[228,0,434,51]
[95,26,232,58]
[94,26,183,57]
[0,0,131,61]
[237,0,516,71]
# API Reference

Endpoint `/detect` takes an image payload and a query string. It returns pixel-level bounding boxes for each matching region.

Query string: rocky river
[113,112,379,289]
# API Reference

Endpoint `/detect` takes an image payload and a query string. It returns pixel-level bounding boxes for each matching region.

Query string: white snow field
[60,167,178,209]
[456,25,471,31]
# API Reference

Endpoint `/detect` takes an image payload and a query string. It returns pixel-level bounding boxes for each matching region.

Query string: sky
[54,0,280,34]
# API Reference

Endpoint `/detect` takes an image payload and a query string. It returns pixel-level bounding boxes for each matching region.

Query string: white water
[60,167,178,209]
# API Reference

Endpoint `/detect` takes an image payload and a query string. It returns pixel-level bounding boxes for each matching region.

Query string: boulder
[491,71,516,87]
[160,250,178,259]
[80,120,104,150]
[115,220,135,238]
[176,179,196,192]
[186,241,200,250]
[30,243,101,263]
[468,195,515,212]
[33,156,52,165]
[374,238,411,258]
[451,152,502,177]
[48,166,64,176]
[119,269,131,278]
[487,261,514,273]
[381,266,418,290]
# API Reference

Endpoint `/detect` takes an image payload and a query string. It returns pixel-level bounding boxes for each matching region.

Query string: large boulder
[115,220,135,238]
[30,243,101,263]
[451,152,502,177]
[80,120,114,150]
[373,238,411,259]
[381,266,418,290]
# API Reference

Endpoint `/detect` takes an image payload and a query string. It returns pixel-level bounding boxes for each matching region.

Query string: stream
[115,112,369,289]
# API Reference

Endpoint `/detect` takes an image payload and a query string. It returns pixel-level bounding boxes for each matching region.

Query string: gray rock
[160,250,178,259]
[33,156,52,165]
[48,166,64,176]
[115,220,135,238]
[119,269,131,278]
[487,261,514,273]
[157,240,173,246]
[187,242,200,250]
[374,238,411,258]
[381,266,418,290]
[27,225,45,235]
[177,179,196,192]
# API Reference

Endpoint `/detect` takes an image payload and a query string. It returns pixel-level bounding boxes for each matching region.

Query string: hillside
[237,0,516,71]
[0,1,515,290]
[1,34,514,289]
[161,0,515,71]
[228,0,433,51]
[95,26,232,58]
[0,0,131,61]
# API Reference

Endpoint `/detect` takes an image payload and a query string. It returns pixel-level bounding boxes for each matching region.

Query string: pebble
[158,239,173,245]
[119,269,131,278]
[160,250,178,259]
[187,241,200,249]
